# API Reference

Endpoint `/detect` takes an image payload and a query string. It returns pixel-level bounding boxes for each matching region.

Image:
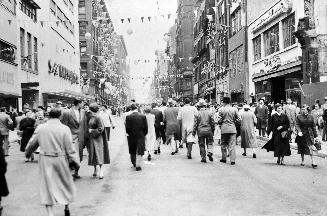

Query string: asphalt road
[3,117,327,216]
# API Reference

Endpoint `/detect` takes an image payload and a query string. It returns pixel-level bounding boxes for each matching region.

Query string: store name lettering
[0,71,14,85]
[48,60,79,85]
[252,0,292,33]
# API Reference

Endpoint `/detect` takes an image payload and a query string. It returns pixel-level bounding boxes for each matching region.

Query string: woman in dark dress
[0,135,9,215]
[295,105,318,168]
[262,103,291,165]
[88,103,110,179]
[19,111,36,162]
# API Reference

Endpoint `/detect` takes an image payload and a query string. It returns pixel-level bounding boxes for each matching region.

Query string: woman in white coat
[25,108,78,216]
[144,107,156,161]
[240,104,258,158]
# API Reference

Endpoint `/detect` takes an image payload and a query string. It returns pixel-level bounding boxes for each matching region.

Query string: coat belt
[39,151,66,157]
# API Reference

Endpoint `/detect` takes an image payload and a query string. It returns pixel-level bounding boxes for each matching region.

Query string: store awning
[43,90,95,101]
[0,90,21,98]
[252,61,302,83]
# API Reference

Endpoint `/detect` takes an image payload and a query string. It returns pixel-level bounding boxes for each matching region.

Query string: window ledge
[252,43,298,66]
[21,68,38,75]
[0,59,18,66]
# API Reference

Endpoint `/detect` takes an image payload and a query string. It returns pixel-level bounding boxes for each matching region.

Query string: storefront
[43,90,94,107]
[0,64,20,110]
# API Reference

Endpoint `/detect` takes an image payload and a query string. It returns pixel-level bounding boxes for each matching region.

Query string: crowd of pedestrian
[0,96,326,216]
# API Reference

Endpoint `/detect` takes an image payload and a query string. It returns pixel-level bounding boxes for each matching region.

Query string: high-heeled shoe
[99,169,104,179]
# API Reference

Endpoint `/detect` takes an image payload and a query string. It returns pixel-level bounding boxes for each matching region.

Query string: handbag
[281,131,288,139]
[314,139,322,151]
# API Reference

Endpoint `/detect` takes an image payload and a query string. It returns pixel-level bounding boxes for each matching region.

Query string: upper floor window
[253,35,261,61]
[230,8,242,37]
[0,39,16,64]
[283,13,296,48]
[264,24,279,56]
[19,0,38,22]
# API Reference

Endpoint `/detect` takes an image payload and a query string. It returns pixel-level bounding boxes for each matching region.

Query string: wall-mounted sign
[264,55,281,72]
[48,60,79,84]
[251,0,292,33]
[0,71,14,85]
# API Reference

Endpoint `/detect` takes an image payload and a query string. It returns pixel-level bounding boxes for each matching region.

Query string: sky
[106,0,177,103]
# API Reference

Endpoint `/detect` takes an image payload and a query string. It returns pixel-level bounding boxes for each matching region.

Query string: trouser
[130,154,143,168]
[160,125,166,144]
[186,142,193,156]
[105,127,111,141]
[322,122,327,140]
[221,133,237,162]
[154,138,161,150]
[1,135,9,156]
[198,134,213,160]
[258,128,266,137]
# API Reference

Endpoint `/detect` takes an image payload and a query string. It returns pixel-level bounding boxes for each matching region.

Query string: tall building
[248,0,303,103]
[0,0,19,109]
[192,0,215,102]
[175,0,196,101]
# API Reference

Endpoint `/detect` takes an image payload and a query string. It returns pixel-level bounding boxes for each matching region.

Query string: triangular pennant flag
[56,21,59,26]
[121,19,124,23]
[8,20,12,25]
[161,14,165,18]
[141,17,144,22]
[148,17,151,22]
[168,14,171,19]
[40,21,44,27]
[128,18,131,23]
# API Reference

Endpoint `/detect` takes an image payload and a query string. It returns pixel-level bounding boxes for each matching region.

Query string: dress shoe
[187,155,192,159]
[72,174,81,179]
[154,150,158,155]
[201,158,207,163]
[312,164,318,168]
[231,162,235,165]
[253,153,256,158]
[147,154,152,161]
[277,160,280,165]
[301,162,305,166]
[242,153,247,156]
[207,153,213,162]
[136,167,142,171]
[179,144,183,148]
[158,148,161,154]
[171,152,175,155]
[220,159,227,163]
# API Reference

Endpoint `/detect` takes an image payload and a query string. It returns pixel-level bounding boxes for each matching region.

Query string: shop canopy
[0,90,21,98]
[43,90,95,101]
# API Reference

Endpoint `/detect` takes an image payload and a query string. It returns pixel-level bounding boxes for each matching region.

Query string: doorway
[271,77,286,103]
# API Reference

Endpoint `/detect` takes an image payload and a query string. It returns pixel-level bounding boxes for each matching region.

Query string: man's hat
[198,99,207,107]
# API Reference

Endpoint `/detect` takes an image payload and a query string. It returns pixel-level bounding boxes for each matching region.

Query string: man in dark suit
[61,99,88,179]
[255,98,269,137]
[150,103,164,154]
[125,104,148,171]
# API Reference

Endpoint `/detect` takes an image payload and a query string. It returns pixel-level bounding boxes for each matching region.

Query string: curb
[256,136,327,159]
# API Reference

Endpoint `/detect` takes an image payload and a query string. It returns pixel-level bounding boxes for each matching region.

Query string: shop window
[264,24,279,56]
[283,13,296,48]
[0,39,16,64]
[253,35,261,61]
[230,7,242,37]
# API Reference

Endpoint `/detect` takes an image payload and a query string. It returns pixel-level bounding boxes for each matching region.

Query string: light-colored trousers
[221,133,237,162]
[2,135,9,155]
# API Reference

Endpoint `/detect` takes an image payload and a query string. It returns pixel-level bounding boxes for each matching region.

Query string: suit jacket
[193,108,215,136]
[217,105,241,134]
[283,105,297,125]
[255,105,269,126]
[150,108,163,129]
[0,112,13,135]
[61,108,88,159]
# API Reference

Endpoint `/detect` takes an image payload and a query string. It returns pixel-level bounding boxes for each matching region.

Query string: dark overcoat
[295,114,317,155]
[0,135,9,197]
[125,112,148,156]
[255,105,269,129]
[262,113,291,157]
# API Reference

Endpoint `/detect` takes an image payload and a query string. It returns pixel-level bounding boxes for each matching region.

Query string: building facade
[248,0,303,104]
[0,0,19,110]
[192,0,215,102]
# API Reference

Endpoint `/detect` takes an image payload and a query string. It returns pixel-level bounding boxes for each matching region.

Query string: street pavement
[3,117,327,216]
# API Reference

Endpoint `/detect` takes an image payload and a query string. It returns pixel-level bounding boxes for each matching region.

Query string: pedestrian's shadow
[262,162,311,170]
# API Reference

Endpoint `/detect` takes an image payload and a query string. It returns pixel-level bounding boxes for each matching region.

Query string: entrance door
[271,77,286,103]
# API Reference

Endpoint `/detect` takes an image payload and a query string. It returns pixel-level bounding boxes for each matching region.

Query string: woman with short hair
[295,105,318,168]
